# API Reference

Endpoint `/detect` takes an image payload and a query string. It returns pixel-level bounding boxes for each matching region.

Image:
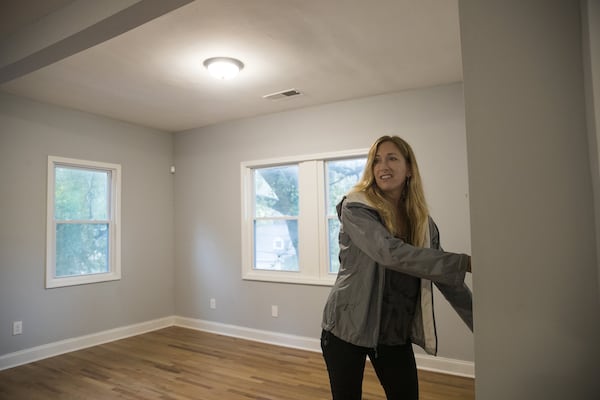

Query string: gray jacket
[321,191,473,355]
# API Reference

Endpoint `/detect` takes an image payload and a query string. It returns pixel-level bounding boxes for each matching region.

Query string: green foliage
[55,166,109,220]
[255,165,299,217]
[54,166,111,277]
[55,224,109,276]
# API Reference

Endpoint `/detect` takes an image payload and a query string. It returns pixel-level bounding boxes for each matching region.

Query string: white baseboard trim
[173,316,322,352]
[0,316,174,371]
[1,315,474,378]
[174,316,475,378]
[414,353,475,378]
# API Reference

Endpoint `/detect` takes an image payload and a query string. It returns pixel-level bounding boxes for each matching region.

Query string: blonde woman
[321,135,473,400]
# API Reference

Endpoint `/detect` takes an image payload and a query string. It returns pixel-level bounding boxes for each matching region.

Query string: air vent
[262,88,303,101]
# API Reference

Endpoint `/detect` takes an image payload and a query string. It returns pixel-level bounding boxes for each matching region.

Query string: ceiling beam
[0,0,194,85]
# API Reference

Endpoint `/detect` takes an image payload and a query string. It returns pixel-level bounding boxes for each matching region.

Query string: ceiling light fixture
[203,57,244,80]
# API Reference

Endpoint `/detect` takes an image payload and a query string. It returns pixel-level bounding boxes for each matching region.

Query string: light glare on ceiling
[203,57,244,80]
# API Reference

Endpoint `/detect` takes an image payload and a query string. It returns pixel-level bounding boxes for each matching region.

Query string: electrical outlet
[271,305,278,318]
[209,298,216,309]
[12,321,22,336]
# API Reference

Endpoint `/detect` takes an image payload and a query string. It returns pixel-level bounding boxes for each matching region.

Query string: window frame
[241,149,367,286]
[46,156,122,288]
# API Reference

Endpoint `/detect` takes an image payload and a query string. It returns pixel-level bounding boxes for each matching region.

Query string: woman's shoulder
[336,191,377,218]
[344,191,372,206]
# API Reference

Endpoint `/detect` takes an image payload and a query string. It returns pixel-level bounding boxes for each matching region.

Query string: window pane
[326,158,366,215]
[55,223,109,277]
[328,218,341,273]
[55,166,109,220]
[254,219,298,271]
[254,165,299,217]
[327,157,366,275]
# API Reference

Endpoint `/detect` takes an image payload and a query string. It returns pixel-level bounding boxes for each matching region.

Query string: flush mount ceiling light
[203,57,244,80]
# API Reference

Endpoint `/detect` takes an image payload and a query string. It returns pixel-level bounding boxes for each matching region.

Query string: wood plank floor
[0,327,474,399]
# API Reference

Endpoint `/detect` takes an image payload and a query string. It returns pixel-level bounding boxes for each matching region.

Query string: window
[46,156,121,288]
[325,158,368,274]
[253,165,299,271]
[241,150,366,285]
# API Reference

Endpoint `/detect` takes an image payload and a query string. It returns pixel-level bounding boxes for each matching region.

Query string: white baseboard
[174,316,475,378]
[173,316,322,352]
[414,353,475,378]
[0,315,474,378]
[0,316,174,371]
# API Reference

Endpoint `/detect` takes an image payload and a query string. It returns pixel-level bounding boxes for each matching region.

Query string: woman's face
[373,140,411,202]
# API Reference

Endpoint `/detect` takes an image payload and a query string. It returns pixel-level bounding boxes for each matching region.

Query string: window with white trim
[241,150,366,285]
[46,156,121,288]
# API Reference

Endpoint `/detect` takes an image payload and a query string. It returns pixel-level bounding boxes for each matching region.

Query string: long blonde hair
[351,136,429,247]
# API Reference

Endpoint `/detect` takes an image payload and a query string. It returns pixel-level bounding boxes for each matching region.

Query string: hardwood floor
[0,327,474,399]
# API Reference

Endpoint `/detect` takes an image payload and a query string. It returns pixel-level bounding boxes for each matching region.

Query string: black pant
[321,330,418,400]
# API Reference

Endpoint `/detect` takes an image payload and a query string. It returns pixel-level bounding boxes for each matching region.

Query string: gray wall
[174,82,474,362]
[0,92,175,355]
[582,0,600,302]
[1,83,474,363]
[459,1,600,399]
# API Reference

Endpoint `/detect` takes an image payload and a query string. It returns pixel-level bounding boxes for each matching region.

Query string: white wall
[0,92,175,356]
[459,1,600,398]
[174,82,474,362]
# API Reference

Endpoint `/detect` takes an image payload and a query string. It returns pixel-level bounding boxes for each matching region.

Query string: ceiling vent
[262,88,303,101]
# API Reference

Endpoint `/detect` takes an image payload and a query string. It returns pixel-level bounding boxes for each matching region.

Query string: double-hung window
[46,156,121,288]
[241,150,366,285]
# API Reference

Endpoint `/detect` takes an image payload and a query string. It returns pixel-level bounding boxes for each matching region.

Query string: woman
[321,135,473,400]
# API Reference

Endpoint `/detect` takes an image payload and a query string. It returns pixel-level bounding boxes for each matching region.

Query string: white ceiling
[0,0,463,132]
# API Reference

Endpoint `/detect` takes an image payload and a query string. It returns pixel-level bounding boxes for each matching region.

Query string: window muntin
[241,150,366,285]
[47,157,121,288]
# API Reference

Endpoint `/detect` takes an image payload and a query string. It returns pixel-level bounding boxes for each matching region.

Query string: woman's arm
[429,217,473,331]
[341,201,469,286]
[435,281,474,331]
